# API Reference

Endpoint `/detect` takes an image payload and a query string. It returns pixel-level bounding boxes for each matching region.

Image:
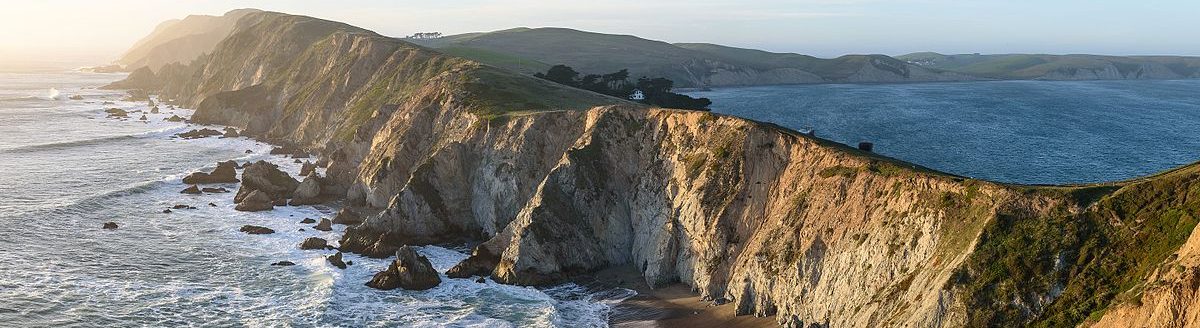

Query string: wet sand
[583,266,778,328]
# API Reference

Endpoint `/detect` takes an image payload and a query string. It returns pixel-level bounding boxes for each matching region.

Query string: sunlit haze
[3,0,1200,70]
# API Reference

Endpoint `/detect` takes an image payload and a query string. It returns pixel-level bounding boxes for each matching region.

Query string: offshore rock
[366,246,440,290]
[299,237,328,250]
[239,225,275,234]
[289,175,322,206]
[180,185,201,194]
[176,128,222,139]
[327,252,348,269]
[313,218,332,232]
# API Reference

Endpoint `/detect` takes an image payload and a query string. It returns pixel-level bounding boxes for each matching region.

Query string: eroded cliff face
[123,11,1200,327]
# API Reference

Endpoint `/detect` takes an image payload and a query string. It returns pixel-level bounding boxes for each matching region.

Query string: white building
[629,89,645,100]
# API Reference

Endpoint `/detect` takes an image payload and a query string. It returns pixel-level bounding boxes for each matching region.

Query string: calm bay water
[0,71,627,327]
[687,79,1200,184]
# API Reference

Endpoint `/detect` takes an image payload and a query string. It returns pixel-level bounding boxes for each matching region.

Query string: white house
[629,89,645,100]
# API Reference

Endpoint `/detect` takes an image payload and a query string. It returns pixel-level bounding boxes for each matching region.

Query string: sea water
[0,71,632,327]
[687,80,1200,184]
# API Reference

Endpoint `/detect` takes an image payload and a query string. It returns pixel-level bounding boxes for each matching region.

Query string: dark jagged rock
[234,161,299,203]
[300,218,316,224]
[245,150,253,154]
[313,218,332,231]
[331,208,363,226]
[139,114,148,121]
[182,161,239,184]
[201,187,229,193]
[299,237,327,250]
[366,246,441,290]
[234,190,274,212]
[176,128,222,139]
[293,159,302,164]
[222,127,239,138]
[289,175,322,206]
[208,202,217,207]
[327,252,347,269]
[165,115,185,122]
[180,185,202,194]
[240,225,275,234]
[102,222,118,229]
[150,106,160,114]
[171,204,192,209]
[446,245,501,278]
[475,277,486,283]
[271,261,295,266]
[162,209,172,214]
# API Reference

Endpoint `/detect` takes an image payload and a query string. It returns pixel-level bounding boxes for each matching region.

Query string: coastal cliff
[117,11,1200,327]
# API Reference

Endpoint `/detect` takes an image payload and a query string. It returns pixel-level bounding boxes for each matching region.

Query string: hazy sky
[3,0,1199,67]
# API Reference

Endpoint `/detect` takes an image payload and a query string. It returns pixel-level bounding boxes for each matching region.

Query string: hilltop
[110,10,1200,327]
[409,27,971,87]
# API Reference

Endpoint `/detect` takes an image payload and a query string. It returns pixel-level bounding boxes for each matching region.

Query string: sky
[2,0,1199,68]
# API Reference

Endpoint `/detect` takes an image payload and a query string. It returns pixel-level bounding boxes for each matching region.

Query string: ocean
[687,79,1200,184]
[0,71,630,327]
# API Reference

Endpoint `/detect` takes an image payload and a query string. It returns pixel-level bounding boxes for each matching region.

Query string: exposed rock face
[299,237,328,250]
[222,127,240,137]
[299,161,316,177]
[240,225,275,234]
[182,161,239,184]
[366,246,441,290]
[446,245,500,279]
[165,115,185,122]
[102,222,119,229]
[271,261,296,266]
[234,161,299,203]
[118,11,1200,327]
[234,190,274,212]
[331,208,363,226]
[202,187,229,193]
[300,218,316,224]
[288,175,322,205]
[180,185,201,194]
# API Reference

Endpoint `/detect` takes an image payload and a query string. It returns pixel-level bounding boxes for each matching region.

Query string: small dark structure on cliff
[858,142,874,152]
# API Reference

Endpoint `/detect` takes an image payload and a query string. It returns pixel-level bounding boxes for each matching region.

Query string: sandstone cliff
[119,11,1200,327]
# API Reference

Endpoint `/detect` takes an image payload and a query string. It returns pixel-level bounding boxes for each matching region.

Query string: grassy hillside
[409,28,956,87]
[899,52,1200,79]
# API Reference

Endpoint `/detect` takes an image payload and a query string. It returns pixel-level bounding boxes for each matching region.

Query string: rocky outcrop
[104,108,129,118]
[102,222,119,229]
[299,237,328,250]
[234,161,299,203]
[366,246,441,290]
[180,185,201,194]
[182,161,239,184]
[234,190,274,212]
[288,175,322,205]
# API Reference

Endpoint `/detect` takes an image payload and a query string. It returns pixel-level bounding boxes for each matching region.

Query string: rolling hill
[409,27,972,87]
[117,8,260,71]
[898,52,1200,80]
